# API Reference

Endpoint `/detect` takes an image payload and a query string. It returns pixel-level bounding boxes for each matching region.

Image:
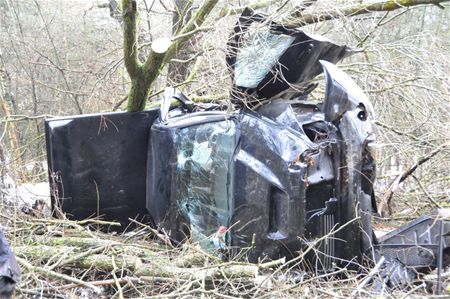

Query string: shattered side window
[173,120,237,251]
[235,29,295,89]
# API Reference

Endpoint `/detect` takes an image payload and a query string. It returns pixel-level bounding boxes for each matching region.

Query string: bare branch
[284,0,450,27]
[163,0,219,65]
[379,143,448,216]
[218,0,277,18]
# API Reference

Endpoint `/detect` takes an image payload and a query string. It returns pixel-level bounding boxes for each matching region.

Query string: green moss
[127,77,149,112]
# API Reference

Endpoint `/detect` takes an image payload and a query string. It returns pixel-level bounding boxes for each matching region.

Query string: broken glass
[173,120,237,251]
[234,29,295,89]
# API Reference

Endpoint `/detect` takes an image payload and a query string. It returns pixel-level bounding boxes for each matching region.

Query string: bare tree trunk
[0,49,26,182]
[167,0,192,84]
[0,94,26,183]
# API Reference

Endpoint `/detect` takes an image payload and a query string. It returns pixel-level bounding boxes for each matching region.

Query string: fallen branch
[31,218,121,227]
[47,245,108,270]
[25,236,166,259]
[352,256,385,296]
[15,246,143,272]
[15,244,258,282]
[17,257,102,293]
[29,236,121,249]
[22,276,184,293]
[111,256,124,299]
[134,263,258,280]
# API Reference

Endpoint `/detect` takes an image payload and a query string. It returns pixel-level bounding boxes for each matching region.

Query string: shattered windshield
[235,29,295,89]
[173,120,237,250]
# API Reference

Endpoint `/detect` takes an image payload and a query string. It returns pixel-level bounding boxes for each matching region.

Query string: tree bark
[127,78,147,111]
[0,78,26,183]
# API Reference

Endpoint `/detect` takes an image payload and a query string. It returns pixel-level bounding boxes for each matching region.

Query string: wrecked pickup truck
[45,9,449,279]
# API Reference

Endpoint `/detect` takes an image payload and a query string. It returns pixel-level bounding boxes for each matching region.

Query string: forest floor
[1,186,448,298]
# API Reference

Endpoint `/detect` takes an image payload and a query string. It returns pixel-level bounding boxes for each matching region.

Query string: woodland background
[0,0,449,298]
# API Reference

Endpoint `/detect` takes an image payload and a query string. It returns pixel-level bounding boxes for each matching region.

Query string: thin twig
[17,257,102,293]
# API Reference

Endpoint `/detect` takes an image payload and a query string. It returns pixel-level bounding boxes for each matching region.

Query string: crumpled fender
[321,60,376,146]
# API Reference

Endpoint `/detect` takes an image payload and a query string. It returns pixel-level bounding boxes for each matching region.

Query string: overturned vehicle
[45,10,449,276]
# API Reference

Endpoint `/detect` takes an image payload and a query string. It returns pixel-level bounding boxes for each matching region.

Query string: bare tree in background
[167,0,193,84]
